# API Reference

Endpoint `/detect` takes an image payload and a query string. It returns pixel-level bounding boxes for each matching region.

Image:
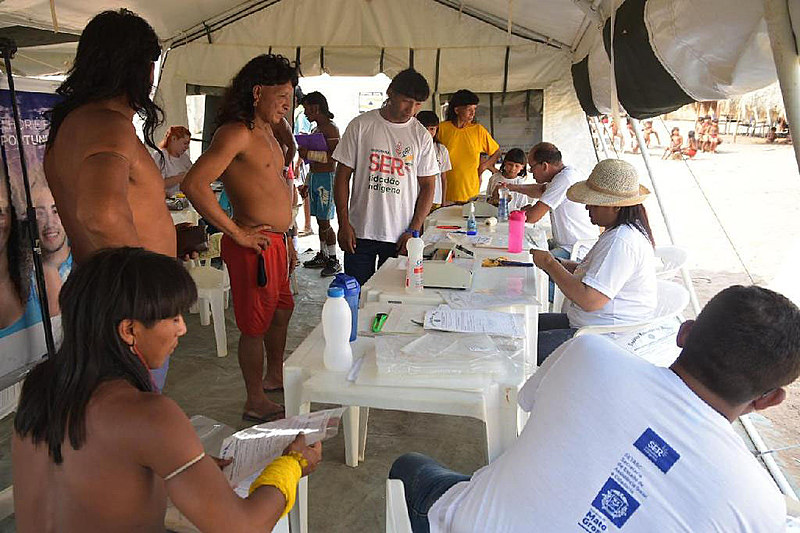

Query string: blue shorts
[309,171,335,220]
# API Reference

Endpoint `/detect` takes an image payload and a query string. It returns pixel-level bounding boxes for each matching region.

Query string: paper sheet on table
[382,305,433,334]
[220,408,345,487]
[441,291,539,309]
[422,233,445,245]
[424,305,526,338]
[446,233,491,246]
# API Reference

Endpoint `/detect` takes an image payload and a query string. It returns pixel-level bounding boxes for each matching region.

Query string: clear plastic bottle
[322,287,354,371]
[405,230,425,293]
[466,202,478,235]
[497,188,509,222]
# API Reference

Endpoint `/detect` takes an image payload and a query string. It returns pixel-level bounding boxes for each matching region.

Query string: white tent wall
[155,0,591,170]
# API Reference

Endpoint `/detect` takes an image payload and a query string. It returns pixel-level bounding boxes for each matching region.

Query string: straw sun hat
[566,159,650,207]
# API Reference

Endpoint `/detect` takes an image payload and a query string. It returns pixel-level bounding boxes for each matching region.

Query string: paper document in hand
[219,407,345,488]
[424,305,526,338]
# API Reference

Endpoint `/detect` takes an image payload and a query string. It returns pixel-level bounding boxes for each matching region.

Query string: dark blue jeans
[389,453,471,533]
[344,238,398,287]
[538,313,577,365]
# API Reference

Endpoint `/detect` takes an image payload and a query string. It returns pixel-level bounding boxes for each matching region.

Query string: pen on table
[436,225,461,229]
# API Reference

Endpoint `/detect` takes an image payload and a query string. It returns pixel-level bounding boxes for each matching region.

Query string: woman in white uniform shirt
[532,159,657,363]
[152,126,192,197]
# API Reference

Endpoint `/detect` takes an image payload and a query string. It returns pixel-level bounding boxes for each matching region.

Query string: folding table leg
[343,405,360,467]
[484,386,520,462]
[358,406,369,463]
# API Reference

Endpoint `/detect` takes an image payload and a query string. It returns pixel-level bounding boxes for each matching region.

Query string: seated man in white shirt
[389,284,800,533]
[507,142,596,260]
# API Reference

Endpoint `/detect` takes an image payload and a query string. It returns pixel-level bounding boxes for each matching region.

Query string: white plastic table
[285,256,541,533]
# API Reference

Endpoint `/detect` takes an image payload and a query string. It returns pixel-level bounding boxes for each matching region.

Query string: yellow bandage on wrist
[248,455,303,517]
[306,150,328,163]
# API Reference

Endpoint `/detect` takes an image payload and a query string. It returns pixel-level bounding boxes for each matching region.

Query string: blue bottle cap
[412,230,419,238]
[327,287,344,298]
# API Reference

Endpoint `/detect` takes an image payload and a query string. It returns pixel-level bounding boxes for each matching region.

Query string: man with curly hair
[182,54,298,423]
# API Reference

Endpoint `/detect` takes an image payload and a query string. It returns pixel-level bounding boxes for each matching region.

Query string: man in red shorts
[182,54,298,422]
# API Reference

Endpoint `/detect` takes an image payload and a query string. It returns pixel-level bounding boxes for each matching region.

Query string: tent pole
[591,117,611,159]
[763,0,800,173]
[630,118,701,315]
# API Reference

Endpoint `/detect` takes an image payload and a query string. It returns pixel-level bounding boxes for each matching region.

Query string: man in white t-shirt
[507,142,596,258]
[333,69,439,286]
[390,285,800,533]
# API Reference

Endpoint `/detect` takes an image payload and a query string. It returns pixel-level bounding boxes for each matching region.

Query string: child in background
[416,111,452,210]
[486,148,530,211]
[662,127,683,160]
[683,131,698,158]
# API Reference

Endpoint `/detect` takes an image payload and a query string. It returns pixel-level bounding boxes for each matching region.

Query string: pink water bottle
[508,210,525,253]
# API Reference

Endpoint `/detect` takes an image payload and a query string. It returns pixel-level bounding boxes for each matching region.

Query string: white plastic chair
[188,265,228,358]
[573,280,690,366]
[198,233,231,308]
[654,245,689,279]
[386,479,413,533]
[551,238,597,312]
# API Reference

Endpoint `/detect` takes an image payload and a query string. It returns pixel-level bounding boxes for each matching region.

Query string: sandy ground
[612,120,800,492]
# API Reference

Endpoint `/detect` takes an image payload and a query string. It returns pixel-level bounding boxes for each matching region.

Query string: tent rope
[658,118,756,284]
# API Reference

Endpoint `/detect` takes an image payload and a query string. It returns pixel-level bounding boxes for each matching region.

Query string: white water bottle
[405,230,424,293]
[322,287,353,371]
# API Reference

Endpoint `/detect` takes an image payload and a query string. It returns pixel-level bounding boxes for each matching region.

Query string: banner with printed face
[0,82,68,389]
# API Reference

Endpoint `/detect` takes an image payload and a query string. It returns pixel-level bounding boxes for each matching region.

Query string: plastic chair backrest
[652,280,690,320]
[654,245,688,279]
[386,479,413,533]
[569,238,597,262]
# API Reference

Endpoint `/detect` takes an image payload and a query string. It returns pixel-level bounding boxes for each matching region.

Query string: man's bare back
[45,99,175,262]
[13,381,170,532]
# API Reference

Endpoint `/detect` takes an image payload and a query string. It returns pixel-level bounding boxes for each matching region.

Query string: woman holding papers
[12,247,321,532]
[530,159,657,363]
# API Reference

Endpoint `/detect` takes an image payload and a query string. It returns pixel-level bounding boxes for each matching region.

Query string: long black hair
[14,247,197,464]
[300,91,334,119]
[609,204,655,247]
[216,54,298,130]
[45,9,163,153]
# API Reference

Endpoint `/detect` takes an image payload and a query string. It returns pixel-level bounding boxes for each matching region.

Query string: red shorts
[221,232,294,336]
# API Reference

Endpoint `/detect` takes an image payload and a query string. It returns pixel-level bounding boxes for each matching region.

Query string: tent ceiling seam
[428,0,568,49]
[166,0,285,49]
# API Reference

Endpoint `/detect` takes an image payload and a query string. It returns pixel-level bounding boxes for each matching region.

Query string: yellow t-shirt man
[437,120,499,203]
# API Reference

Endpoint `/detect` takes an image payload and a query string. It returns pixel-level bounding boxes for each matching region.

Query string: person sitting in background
[662,127,683,160]
[415,110,452,210]
[390,284,798,533]
[531,159,657,362]
[682,131,698,158]
[153,126,192,197]
[485,148,529,212]
[13,247,322,532]
[767,126,778,144]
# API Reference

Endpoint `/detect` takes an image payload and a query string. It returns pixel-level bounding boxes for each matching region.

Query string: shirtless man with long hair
[182,55,297,423]
[43,9,175,262]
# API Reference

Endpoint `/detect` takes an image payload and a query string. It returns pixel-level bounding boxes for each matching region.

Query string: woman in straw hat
[531,159,658,363]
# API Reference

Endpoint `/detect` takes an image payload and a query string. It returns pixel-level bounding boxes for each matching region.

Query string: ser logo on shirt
[367,147,411,196]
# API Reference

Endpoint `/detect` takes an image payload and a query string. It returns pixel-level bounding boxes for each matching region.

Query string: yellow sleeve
[483,125,500,155]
